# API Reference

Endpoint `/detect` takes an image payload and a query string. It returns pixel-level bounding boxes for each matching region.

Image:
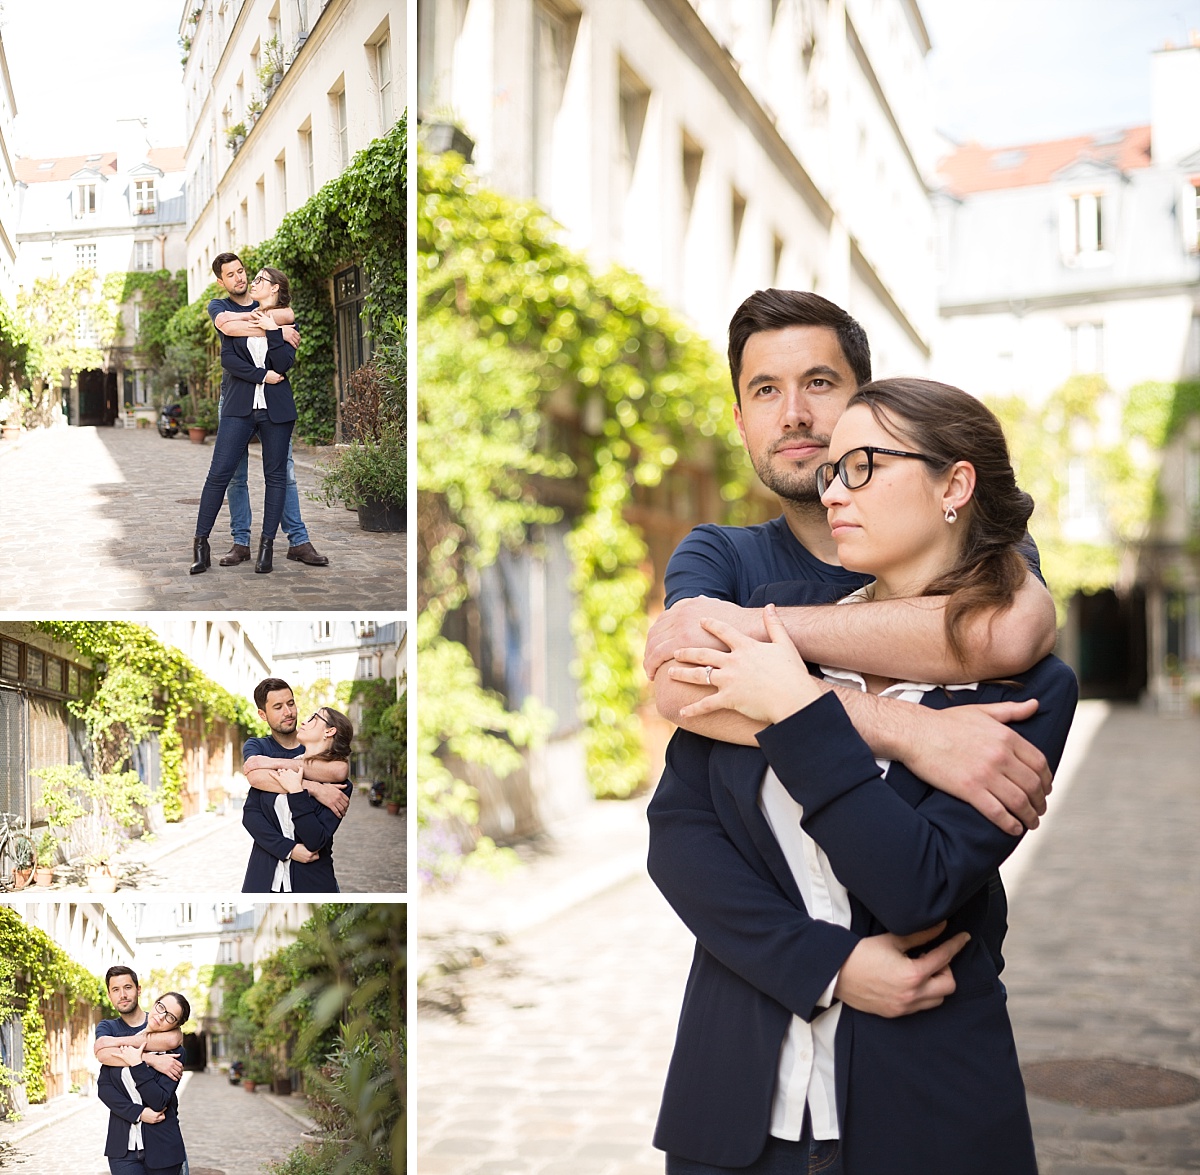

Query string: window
[276,151,287,218]
[1183,180,1200,254]
[219,941,235,964]
[75,243,97,270]
[334,265,369,431]
[1186,443,1200,521]
[358,655,377,679]
[1070,322,1104,374]
[134,179,156,214]
[618,61,649,193]
[356,620,377,638]
[331,85,349,171]
[374,33,394,129]
[315,659,331,680]
[532,2,576,203]
[75,182,96,217]
[301,123,315,196]
[681,133,703,223]
[1061,192,1105,258]
[731,186,747,253]
[177,902,195,926]
[217,901,236,922]
[133,240,155,271]
[313,620,332,641]
[75,309,97,345]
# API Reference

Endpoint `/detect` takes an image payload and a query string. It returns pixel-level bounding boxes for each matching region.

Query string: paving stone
[0,425,405,610]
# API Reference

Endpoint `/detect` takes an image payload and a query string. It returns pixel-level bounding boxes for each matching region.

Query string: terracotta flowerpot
[187,426,207,444]
[34,866,54,887]
[243,1079,257,1093]
[11,867,32,890]
[385,801,400,816]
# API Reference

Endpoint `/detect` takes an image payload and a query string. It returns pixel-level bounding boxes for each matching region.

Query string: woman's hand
[263,370,284,384]
[290,844,319,863]
[248,307,274,327]
[117,1043,144,1066]
[139,1107,167,1124]
[272,766,304,793]
[668,604,824,725]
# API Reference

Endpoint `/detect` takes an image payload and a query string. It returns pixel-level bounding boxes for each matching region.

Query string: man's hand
[290,844,319,863]
[833,923,969,1017]
[281,324,301,348]
[143,1052,183,1081]
[903,702,1052,835]
[272,766,304,794]
[116,1043,144,1067]
[644,597,757,681]
[305,779,349,817]
[139,1107,167,1124]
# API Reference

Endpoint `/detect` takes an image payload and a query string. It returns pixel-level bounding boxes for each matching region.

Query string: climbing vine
[417,146,750,836]
[0,907,107,1104]
[34,622,263,821]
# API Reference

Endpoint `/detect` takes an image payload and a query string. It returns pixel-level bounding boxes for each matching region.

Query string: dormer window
[1067,192,1104,254]
[135,179,157,214]
[1184,178,1200,254]
[75,182,97,218]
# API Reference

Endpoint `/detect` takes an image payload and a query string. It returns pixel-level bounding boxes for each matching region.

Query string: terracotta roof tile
[938,126,1152,196]
[15,146,187,184]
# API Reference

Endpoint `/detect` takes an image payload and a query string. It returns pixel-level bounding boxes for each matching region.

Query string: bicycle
[0,812,35,891]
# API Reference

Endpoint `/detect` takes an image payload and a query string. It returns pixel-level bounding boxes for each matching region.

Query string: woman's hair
[310,706,354,762]
[259,265,291,308]
[846,378,1034,664]
[160,991,191,1024]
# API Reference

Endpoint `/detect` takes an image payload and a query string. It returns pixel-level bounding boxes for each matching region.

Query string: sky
[922,0,1200,146]
[0,0,186,157]
[1,1,1198,157]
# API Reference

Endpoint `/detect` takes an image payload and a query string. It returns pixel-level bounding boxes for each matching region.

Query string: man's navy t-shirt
[663,516,870,609]
[208,296,258,400]
[242,734,304,764]
[96,1014,148,1042]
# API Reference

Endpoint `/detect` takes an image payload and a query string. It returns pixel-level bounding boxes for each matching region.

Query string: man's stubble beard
[749,436,828,509]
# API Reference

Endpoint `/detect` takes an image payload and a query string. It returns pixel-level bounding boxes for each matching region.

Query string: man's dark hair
[212,251,243,279]
[254,677,293,710]
[727,289,872,403]
[160,991,192,1025]
[105,965,139,989]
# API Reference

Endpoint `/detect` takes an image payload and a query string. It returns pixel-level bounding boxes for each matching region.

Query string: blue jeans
[195,411,294,541]
[666,1135,842,1175]
[221,401,308,545]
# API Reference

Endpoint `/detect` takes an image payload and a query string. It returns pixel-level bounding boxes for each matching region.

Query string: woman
[97,991,191,1175]
[241,706,354,892]
[668,379,1078,1174]
[189,265,296,575]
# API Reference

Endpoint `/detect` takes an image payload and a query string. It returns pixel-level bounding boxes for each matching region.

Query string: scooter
[228,1059,244,1085]
[368,780,385,807]
[157,403,183,437]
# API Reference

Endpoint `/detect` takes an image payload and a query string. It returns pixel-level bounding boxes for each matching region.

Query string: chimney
[1151,39,1200,164]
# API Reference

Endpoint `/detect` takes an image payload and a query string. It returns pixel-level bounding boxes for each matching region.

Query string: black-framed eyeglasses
[307,711,327,726]
[816,446,942,494]
[154,1000,180,1027]
[252,272,274,284]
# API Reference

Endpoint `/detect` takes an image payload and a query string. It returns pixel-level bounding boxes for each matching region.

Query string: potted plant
[224,121,248,153]
[0,393,22,440]
[246,93,264,123]
[421,108,475,162]
[384,775,404,816]
[185,395,218,443]
[319,421,406,531]
[243,1055,272,1093]
[34,829,57,886]
[10,830,35,889]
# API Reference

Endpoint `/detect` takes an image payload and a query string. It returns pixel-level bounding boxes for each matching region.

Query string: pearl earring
[944,505,957,524]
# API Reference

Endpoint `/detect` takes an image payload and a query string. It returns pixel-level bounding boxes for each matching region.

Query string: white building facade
[179,0,406,300]
[933,39,1200,711]
[148,619,273,703]
[0,33,18,307]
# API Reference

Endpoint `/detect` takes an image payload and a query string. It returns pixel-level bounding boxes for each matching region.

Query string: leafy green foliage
[349,679,406,804]
[0,907,106,1104]
[34,622,264,822]
[417,146,749,841]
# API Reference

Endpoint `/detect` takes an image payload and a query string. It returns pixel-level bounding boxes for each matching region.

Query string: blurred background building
[418,1,1200,852]
[0,33,18,306]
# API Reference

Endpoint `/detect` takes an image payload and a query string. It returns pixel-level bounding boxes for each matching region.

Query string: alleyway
[0,1068,310,1175]
[417,702,1200,1175]
[0,425,405,610]
[43,787,407,894]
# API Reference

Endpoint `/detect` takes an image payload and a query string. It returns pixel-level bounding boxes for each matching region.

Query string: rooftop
[14,146,186,184]
[937,126,1152,197]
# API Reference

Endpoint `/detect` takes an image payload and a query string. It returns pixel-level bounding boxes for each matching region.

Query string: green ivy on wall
[417,146,750,841]
[34,622,264,821]
[0,907,107,1104]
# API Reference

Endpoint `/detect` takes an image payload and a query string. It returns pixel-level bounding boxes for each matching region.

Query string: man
[240,676,351,892]
[644,290,1059,1171]
[208,253,329,568]
[94,966,187,1175]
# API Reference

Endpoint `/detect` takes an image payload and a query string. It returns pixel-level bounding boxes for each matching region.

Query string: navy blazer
[97,1049,186,1166]
[648,594,1077,1172]
[219,328,296,422]
[241,782,351,893]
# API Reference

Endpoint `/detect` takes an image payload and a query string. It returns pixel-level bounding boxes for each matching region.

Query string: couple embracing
[188,252,330,576]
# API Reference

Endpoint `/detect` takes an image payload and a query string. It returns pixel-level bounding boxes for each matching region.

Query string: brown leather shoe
[219,543,252,566]
[287,541,329,566]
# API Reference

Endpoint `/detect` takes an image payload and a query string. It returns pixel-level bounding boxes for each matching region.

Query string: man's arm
[95,1028,181,1059]
[213,306,295,333]
[244,757,350,816]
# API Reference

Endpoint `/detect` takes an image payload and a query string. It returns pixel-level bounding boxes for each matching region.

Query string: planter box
[357,498,404,532]
[424,122,475,162]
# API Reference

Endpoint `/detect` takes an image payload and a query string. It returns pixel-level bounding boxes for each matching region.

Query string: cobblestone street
[0,1069,310,1175]
[417,702,1200,1175]
[38,786,406,894]
[0,425,406,610]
